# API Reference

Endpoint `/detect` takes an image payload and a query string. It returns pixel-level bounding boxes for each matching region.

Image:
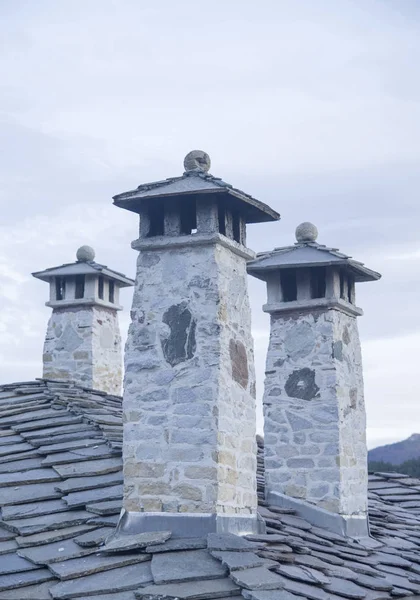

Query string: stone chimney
[247,223,381,537]
[33,246,134,395]
[113,150,279,537]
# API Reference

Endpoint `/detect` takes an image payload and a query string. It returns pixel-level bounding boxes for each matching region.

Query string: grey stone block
[151,549,227,585]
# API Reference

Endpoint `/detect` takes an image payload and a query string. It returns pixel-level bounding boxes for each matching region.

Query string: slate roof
[247,242,381,283]
[112,170,280,224]
[32,260,134,287]
[0,380,419,599]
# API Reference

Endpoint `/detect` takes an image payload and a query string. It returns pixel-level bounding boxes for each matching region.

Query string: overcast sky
[1,0,419,449]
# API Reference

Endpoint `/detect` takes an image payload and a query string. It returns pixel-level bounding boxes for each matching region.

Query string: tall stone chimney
[33,246,134,395]
[247,222,381,537]
[113,150,279,536]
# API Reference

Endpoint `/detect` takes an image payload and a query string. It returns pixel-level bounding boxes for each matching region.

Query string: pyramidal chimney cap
[183,150,211,173]
[76,245,95,262]
[295,222,318,243]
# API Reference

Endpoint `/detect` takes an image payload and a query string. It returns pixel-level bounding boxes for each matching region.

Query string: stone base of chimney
[115,509,266,539]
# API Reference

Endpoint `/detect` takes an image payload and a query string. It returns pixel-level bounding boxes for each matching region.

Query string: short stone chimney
[113,150,279,537]
[247,223,381,537]
[33,246,134,395]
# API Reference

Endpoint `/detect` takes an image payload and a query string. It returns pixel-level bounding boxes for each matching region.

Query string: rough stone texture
[263,309,368,517]
[43,306,122,394]
[123,240,258,516]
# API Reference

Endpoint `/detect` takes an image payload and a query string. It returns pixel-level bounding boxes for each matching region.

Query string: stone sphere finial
[184,150,211,173]
[295,222,318,243]
[76,245,95,262]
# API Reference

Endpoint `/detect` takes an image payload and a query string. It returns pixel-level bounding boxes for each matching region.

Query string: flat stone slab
[17,538,96,564]
[242,592,303,600]
[23,423,94,440]
[49,562,153,599]
[0,567,54,592]
[42,446,118,466]
[64,484,123,508]
[207,533,263,552]
[151,549,227,585]
[145,537,207,553]
[230,567,285,590]
[211,551,268,571]
[74,526,113,547]
[0,458,45,474]
[53,457,122,478]
[2,499,69,521]
[0,482,62,506]
[101,530,171,553]
[36,438,106,454]
[86,499,122,515]
[0,442,33,457]
[5,510,92,536]
[49,551,151,580]
[55,472,123,493]
[136,578,240,599]
[0,552,39,574]
[16,524,95,548]
[0,540,17,556]
[325,577,368,599]
[276,564,330,585]
[0,468,61,487]
[13,415,83,433]
[0,581,54,599]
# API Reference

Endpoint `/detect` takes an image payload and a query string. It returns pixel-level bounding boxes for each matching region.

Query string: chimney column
[248,222,381,537]
[114,151,279,537]
[33,246,134,395]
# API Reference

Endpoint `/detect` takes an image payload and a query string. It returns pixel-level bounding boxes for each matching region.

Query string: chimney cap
[295,222,318,243]
[183,150,211,173]
[76,245,96,262]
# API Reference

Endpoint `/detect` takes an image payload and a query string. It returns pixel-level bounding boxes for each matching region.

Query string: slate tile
[55,472,123,493]
[74,527,112,548]
[36,438,106,454]
[0,525,16,542]
[21,424,94,440]
[86,500,122,515]
[0,457,45,473]
[311,551,345,566]
[2,499,69,521]
[268,573,331,600]
[211,551,268,571]
[102,531,171,553]
[0,408,67,426]
[382,574,420,594]
[42,446,118,466]
[49,562,153,599]
[17,538,97,564]
[13,415,83,433]
[325,577,368,599]
[145,538,207,553]
[208,533,263,552]
[279,515,312,531]
[0,481,62,506]
[0,435,23,446]
[49,551,151,580]
[230,566,284,590]
[15,524,96,548]
[87,514,119,527]
[0,567,54,591]
[0,540,17,556]
[53,457,122,478]
[275,564,330,585]
[0,580,54,599]
[151,549,227,585]
[5,510,92,535]
[0,553,39,574]
[341,560,384,578]
[135,578,241,599]
[0,468,61,486]
[242,592,303,600]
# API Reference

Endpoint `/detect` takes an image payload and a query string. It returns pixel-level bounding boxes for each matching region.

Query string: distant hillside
[369,434,420,465]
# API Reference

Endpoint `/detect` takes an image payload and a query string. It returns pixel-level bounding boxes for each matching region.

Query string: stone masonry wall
[43,306,122,395]
[123,241,258,516]
[263,308,367,516]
